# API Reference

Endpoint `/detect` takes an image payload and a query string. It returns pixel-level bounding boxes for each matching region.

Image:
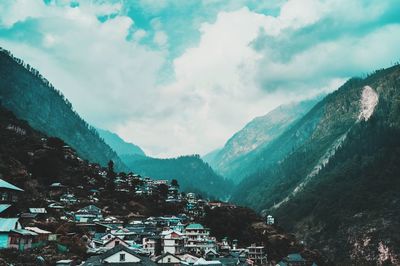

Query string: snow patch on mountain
[358,86,379,121]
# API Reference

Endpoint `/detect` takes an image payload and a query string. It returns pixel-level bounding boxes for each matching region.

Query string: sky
[0,0,400,157]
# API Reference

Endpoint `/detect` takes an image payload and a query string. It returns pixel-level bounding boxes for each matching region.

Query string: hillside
[0,104,324,265]
[205,98,319,183]
[97,128,145,157]
[121,154,234,200]
[232,65,400,264]
[0,48,126,171]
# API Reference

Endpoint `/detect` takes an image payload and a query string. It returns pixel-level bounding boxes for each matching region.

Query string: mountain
[0,104,324,265]
[202,148,222,165]
[232,65,400,264]
[0,47,126,171]
[95,128,231,200]
[121,154,234,200]
[96,128,145,157]
[205,98,320,183]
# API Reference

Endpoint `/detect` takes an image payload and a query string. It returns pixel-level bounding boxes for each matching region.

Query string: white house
[83,245,156,265]
[155,252,182,264]
[161,230,185,255]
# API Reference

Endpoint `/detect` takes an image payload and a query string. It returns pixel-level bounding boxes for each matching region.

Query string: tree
[107,160,116,192]
[171,179,179,188]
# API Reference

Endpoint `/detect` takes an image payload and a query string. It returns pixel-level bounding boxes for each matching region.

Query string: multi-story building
[184,223,216,254]
[161,230,185,255]
[247,244,267,265]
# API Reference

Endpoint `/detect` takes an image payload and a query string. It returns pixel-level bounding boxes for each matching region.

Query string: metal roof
[0,179,23,191]
[11,229,38,236]
[0,218,20,232]
[0,204,11,213]
[186,223,204,230]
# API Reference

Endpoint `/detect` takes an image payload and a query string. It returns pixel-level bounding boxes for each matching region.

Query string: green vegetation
[0,47,126,171]
[121,154,234,199]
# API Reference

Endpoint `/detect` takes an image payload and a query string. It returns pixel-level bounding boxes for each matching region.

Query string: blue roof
[0,204,11,213]
[0,218,20,232]
[186,223,204,230]
[0,179,23,191]
[286,253,306,262]
[11,229,38,236]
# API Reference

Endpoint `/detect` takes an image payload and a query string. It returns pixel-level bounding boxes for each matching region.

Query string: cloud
[0,0,399,158]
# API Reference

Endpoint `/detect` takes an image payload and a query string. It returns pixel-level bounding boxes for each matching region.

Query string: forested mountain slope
[121,154,234,200]
[0,48,126,171]
[232,65,400,264]
[205,99,319,184]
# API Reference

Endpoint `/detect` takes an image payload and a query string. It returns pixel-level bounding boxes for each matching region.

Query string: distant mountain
[206,98,320,183]
[202,148,222,164]
[121,154,234,200]
[97,128,145,157]
[232,65,400,264]
[0,48,126,171]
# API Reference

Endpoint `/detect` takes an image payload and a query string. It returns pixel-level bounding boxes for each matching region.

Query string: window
[120,253,126,261]
[167,258,171,262]
[115,240,120,247]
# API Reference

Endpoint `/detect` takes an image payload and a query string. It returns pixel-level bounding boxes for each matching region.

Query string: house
[56,259,73,266]
[0,218,22,248]
[29,208,47,215]
[247,244,267,265]
[0,178,24,203]
[185,223,216,254]
[8,229,38,250]
[60,193,78,205]
[0,204,18,218]
[178,253,199,264]
[49,183,66,198]
[156,252,182,265]
[83,244,156,265]
[143,236,161,256]
[92,234,129,250]
[103,236,130,249]
[75,205,103,222]
[266,215,275,225]
[25,226,55,243]
[276,253,308,266]
[161,230,185,255]
[204,249,219,260]
[193,258,221,265]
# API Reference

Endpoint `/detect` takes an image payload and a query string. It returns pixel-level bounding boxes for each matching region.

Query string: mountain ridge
[231,64,400,264]
[0,47,127,171]
[205,98,321,183]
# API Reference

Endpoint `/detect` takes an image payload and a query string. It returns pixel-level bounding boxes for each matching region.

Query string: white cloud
[0,0,399,158]
[153,31,168,47]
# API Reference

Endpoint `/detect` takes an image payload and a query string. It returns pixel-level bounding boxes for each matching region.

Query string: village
[0,139,314,266]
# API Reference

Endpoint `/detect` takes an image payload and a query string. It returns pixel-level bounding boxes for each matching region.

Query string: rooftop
[0,218,19,232]
[186,223,204,230]
[0,204,11,213]
[0,178,23,191]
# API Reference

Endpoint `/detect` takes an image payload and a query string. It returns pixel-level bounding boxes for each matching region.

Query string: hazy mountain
[206,98,320,183]
[202,148,222,164]
[0,48,126,171]
[121,154,234,200]
[97,128,145,157]
[232,65,400,264]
